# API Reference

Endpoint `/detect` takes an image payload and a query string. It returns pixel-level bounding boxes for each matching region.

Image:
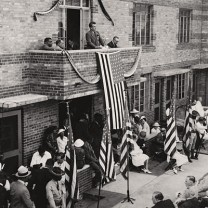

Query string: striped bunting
[164,105,177,158]
[120,101,132,180]
[65,148,79,208]
[97,51,125,129]
[99,119,116,184]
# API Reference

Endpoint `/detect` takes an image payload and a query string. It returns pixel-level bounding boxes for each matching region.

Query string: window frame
[178,8,192,44]
[132,3,153,46]
[177,73,188,99]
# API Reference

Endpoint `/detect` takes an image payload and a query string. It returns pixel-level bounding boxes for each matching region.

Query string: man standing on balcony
[107,36,119,48]
[86,21,104,49]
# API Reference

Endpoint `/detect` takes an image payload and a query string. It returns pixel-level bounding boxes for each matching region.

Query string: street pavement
[99,154,208,208]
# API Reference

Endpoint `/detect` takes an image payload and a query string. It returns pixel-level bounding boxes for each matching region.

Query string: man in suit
[107,36,119,48]
[151,191,175,208]
[10,166,33,208]
[27,159,54,208]
[86,21,104,49]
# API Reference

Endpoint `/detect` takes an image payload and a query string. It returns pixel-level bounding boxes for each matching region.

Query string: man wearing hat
[151,122,161,134]
[46,167,64,208]
[56,129,68,153]
[10,166,33,208]
[130,109,140,124]
[74,139,85,169]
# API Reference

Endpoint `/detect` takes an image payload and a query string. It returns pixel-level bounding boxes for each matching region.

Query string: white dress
[130,141,149,167]
[172,151,188,167]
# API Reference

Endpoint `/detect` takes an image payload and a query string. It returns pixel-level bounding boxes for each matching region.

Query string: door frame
[0,110,22,166]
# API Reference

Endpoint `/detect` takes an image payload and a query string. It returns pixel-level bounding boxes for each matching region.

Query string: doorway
[67,9,80,50]
[0,110,22,174]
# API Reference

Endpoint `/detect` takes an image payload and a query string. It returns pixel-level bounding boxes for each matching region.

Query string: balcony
[0,47,142,107]
[28,47,142,100]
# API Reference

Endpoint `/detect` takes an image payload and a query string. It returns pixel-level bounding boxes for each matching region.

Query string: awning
[191,64,208,70]
[153,68,190,78]
[0,94,48,108]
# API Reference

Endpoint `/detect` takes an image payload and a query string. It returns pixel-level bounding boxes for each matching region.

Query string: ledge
[153,68,190,77]
[191,64,208,70]
[0,94,48,108]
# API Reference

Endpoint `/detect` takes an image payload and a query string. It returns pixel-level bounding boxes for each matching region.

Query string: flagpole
[121,90,135,204]
[97,108,110,208]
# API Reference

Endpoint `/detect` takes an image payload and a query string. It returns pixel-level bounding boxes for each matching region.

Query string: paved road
[101,154,208,208]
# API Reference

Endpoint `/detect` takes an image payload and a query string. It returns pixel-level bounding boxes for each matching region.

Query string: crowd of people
[148,173,208,208]
[40,21,119,51]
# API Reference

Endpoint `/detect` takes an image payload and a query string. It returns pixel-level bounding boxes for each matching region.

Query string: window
[133,4,153,46]
[128,82,146,112]
[178,9,191,43]
[59,0,90,49]
[166,77,174,101]
[177,73,188,99]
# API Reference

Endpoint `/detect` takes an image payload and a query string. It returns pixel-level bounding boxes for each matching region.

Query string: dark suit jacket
[0,185,8,208]
[86,30,104,49]
[152,199,175,208]
[10,181,33,208]
[107,41,118,48]
[178,197,200,208]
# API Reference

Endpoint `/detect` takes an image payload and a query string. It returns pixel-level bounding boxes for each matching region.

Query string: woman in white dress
[130,139,152,173]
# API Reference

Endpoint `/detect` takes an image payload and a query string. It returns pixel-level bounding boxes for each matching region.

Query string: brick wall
[22,100,59,165]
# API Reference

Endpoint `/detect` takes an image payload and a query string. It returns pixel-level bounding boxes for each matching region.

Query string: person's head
[58,129,65,138]
[113,36,119,45]
[51,167,62,181]
[15,166,31,182]
[45,158,54,169]
[185,176,196,188]
[134,115,140,124]
[38,145,46,157]
[89,21,96,31]
[130,109,140,118]
[44,37,53,47]
[56,39,65,49]
[56,153,65,164]
[74,139,84,148]
[152,191,164,204]
[197,97,202,102]
[139,131,146,139]
[152,122,160,129]
[140,116,147,124]
[192,110,199,120]
[198,117,206,124]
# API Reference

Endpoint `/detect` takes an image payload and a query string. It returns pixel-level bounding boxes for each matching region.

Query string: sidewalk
[78,154,208,208]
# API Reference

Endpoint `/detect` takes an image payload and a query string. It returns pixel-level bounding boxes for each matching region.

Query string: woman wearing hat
[138,116,150,138]
[151,122,161,134]
[46,167,64,208]
[10,166,33,208]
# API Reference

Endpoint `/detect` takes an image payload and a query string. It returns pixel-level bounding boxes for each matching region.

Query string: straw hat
[152,122,160,127]
[58,129,65,134]
[130,109,139,114]
[74,139,84,148]
[140,116,146,121]
[15,166,31,178]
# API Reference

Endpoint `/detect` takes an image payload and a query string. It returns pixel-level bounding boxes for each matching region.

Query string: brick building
[1,0,208,175]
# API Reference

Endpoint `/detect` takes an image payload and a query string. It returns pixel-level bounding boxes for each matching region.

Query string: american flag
[183,106,193,151]
[65,148,79,208]
[99,118,116,184]
[120,101,132,180]
[164,101,177,158]
[97,51,125,129]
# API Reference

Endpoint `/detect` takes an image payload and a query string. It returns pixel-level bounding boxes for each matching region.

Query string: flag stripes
[183,106,193,149]
[120,119,132,179]
[164,107,177,158]
[98,51,125,129]
[99,120,116,184]
[65,148,79,208]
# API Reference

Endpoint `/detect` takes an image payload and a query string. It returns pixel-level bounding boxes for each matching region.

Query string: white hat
[152,122,160,127]
[130,109,139,114]
[140,116,146,121]
[74,139,84,148]
[15,166,31,178]
[58,129,65,134]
